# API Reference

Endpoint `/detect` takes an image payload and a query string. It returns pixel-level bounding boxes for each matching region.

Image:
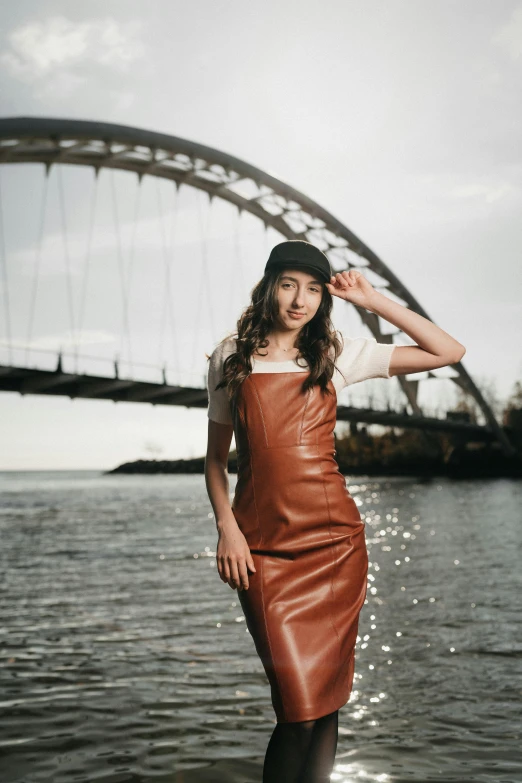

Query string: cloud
[0,330,118,351]
[493,4,522,61]
[0,15,145,92]
[420,172,519,206]
[449,181,517,204]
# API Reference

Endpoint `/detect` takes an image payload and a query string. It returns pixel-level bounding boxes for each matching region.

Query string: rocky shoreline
[105,442,522,480]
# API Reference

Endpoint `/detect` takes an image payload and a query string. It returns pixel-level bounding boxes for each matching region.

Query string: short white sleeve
[207,338,235,425]
[334,335,396,389]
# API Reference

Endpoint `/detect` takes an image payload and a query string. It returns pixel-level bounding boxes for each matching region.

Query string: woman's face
[274,267,324,332]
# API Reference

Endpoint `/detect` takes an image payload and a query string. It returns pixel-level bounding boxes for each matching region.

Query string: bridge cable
[191,189,216,381]
[113,169,142,381]
[123,172,142,347]
[25,168,49,366]
[0,169,12,365]
[110,169,134,377]
[263,219,272,258]
[230,207,247,321]
[57,166,78,370]
[77,168,99,358]
[156,177,180,382]
[168,182,181,379]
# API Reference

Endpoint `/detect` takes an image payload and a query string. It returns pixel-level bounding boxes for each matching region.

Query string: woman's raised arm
[326,270,466,377]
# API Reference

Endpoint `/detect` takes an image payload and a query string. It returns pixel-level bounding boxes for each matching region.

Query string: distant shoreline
[105,444,522,480]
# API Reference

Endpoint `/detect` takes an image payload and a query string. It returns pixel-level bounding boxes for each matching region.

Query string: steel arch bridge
[0,116,513,455]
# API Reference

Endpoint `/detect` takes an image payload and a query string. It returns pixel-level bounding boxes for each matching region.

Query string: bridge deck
[0,364,494,440]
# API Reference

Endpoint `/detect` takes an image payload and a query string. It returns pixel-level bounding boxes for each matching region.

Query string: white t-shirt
[207,333,396,426]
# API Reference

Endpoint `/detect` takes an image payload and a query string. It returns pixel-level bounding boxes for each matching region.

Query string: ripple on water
[0,471,520,782]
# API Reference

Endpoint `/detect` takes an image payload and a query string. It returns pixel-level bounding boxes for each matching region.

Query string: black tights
[262,709,338,783]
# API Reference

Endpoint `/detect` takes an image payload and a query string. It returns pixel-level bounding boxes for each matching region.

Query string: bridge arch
[0,116,512,454]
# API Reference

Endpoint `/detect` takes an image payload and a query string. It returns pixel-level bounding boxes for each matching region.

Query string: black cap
[264,240,332,284]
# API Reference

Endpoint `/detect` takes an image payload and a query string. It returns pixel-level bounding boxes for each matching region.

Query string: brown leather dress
[231,370,368,723]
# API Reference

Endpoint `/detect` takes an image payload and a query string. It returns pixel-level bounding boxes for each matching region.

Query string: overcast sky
[0,0,521,470]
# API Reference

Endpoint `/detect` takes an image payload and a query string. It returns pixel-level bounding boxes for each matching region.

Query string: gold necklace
[271,343,297,352]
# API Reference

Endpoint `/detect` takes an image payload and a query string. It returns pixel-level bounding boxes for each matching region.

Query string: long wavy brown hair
[211,266,344,402]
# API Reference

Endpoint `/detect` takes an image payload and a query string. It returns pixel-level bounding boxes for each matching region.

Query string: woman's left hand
[325,270,376,309]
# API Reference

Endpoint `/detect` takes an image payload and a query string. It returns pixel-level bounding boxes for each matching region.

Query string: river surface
[0,470,520,783]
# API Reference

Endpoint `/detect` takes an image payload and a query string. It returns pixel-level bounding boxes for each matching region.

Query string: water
[0,470,520,783]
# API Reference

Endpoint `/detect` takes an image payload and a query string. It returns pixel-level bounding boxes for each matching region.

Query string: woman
[204,239,465,783]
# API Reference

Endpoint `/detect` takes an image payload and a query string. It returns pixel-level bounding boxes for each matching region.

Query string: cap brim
[270,261,330,283]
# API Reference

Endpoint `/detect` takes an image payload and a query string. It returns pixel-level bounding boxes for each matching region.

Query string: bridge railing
[0,343,208,390]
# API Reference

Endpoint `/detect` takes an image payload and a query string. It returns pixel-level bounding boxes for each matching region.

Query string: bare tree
[472,374,506,422]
